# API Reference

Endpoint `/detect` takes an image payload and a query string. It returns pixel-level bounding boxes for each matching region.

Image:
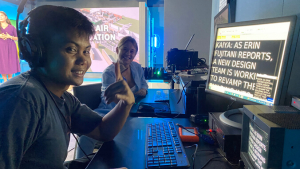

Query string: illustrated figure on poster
[0,11,21,82]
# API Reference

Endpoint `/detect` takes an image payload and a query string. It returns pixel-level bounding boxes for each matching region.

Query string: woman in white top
[95,36,148,115]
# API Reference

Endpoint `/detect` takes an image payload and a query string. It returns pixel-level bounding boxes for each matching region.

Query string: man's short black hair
[26,5,95,68]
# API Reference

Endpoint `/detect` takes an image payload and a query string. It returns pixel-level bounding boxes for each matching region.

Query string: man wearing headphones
[0,5,133,169]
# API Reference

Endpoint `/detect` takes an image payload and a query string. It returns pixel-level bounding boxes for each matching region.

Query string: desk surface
[130,89,187,118]
[86,117,238,169]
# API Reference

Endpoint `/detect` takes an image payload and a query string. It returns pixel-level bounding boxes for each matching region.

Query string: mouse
[138,104,155,112]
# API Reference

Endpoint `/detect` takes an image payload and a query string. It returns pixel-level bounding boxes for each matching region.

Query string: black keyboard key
[145,122,190,169]
[148,164,159,168]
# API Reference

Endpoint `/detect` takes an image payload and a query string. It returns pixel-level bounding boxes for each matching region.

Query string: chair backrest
[73,83,102,110]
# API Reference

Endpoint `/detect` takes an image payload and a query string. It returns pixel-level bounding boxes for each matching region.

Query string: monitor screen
[207,16,297,106]
[75,7,139,73]
[248,121,269,168]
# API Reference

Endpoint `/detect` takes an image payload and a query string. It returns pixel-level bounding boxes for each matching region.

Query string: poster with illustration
[76,8,139,72]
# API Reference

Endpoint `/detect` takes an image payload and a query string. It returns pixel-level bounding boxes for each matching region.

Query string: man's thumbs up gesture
[104,61,135,106]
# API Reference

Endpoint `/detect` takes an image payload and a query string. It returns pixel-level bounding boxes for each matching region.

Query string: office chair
[72,82,102,159]
[73,82,102,110]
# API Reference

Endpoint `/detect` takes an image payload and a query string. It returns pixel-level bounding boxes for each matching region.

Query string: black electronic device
[147,67,152,79]
[178,75,206,116]
[190,114,208,125]
[206,15,299,107]
[143,67,170,80]
[138,104,155,112]
[209,110,242,164]
[137,102,171,115]
[166,49,198,70]
[145,122,190,168]
[166,34,199,71]
[240,105,300,169]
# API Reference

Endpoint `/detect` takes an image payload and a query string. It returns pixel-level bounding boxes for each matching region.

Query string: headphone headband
[17,4,45,68]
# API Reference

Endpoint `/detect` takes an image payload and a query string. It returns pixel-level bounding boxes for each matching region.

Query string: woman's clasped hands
[0,33,13,40]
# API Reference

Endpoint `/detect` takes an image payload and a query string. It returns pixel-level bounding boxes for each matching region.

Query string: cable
[227,99,236,111]
[200,148,240,169]
[185,144,198,169]
[176,123,215,145]
[176,78,191,115]
[177,80,191,104]
[200,156,223,169]
[214,148,239,166]
[33,75,92,161]
[68,147,75,153]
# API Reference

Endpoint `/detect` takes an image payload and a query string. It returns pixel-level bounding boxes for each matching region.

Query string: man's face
[117,41,137,65]
[43,30,91,87]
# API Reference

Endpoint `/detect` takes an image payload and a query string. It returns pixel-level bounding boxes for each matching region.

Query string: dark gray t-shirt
[0,72,103,169]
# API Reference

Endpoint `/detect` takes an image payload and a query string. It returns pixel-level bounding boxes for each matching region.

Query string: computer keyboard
[154,90,170,102]
[145,122,190,169]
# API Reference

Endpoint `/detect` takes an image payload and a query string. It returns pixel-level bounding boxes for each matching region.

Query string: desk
[86,117,239,169]
[130,89,187,118]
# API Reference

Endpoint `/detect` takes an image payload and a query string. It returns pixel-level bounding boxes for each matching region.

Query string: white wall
[164,0,212,67]
[235,0,300,22]
[139,2,149,67]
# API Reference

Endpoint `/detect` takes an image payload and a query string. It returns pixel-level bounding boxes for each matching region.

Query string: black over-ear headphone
[17,0,45,68]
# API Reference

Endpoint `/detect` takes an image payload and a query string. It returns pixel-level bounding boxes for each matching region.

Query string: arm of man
[85,61,135,141]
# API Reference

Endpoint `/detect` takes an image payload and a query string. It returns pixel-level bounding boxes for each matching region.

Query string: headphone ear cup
[19,35,45,67]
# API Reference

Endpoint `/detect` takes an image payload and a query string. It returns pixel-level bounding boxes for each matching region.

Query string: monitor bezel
[241,105,287,169]
[206,15,298,106]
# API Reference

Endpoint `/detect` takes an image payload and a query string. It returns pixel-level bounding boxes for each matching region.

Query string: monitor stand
[219,108,243,129]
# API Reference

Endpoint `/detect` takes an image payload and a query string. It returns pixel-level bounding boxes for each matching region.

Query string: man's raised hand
[104,61,135,105]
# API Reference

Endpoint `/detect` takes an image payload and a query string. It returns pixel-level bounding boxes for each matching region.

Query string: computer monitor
[214,4,230,28]
[240,105,300,169]
[206,15,298,107]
